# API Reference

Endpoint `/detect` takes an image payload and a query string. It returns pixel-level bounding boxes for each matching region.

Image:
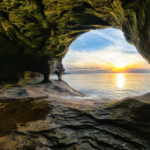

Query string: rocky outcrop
[0,1,150,149]
[0,0,149,82]
[0,80,84,101]
[0,82,150,149]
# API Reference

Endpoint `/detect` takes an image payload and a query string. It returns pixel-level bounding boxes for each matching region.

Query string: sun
[114,62,127,69]
[112,62,128,72]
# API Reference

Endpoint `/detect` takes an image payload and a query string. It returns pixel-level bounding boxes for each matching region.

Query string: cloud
[63,28,150,73]
[90,29,123,45]
[70,28,137,54]
[63,46,150,73]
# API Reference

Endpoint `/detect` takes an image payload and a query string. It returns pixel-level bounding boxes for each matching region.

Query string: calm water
[52,73,150,100]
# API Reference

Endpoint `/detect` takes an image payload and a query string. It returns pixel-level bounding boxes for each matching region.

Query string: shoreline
[0,81,150,149]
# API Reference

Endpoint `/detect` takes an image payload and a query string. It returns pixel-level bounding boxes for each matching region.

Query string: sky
[63,28,150,73]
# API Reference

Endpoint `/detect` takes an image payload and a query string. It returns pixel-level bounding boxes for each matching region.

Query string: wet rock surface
[0,81,150,149]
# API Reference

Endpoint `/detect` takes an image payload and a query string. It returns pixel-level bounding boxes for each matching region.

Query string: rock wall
[0,0,149,82]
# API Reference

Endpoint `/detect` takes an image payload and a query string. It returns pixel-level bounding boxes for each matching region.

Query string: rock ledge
[0,82,150,150]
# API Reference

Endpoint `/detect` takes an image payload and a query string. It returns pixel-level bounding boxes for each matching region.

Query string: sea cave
[0,0,150,149]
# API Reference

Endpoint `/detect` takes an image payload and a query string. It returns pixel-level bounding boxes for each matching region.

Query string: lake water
[52,73,150,100]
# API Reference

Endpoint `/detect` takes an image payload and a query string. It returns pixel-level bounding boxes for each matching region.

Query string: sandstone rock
[0,1,150,149]
[0,0,149,82]
[0,80,84,101]
[0,83,150,149]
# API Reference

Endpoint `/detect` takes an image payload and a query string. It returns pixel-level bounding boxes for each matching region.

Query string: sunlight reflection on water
[116,73,125,89]
[51,73,150,100]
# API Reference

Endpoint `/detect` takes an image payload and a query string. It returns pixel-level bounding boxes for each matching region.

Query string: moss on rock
[0,0,150,82]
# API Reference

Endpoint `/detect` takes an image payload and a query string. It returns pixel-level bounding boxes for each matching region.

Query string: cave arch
[0,0,149,82]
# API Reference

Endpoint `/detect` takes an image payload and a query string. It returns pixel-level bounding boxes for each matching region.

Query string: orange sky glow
[64,28,150,74]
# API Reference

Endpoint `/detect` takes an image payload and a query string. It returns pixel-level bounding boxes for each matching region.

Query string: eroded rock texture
[0,0,149,82]
[0,82,150,149]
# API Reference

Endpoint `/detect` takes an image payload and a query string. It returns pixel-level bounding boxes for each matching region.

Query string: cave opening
[55,28,150,100]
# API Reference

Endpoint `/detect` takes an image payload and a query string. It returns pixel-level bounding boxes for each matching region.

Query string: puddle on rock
[0,99,51,137]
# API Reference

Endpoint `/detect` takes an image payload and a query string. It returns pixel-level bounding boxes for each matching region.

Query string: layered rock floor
[0,81,150,150]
